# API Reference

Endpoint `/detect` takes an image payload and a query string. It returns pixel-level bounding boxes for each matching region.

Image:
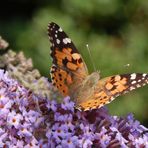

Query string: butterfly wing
[76,73,148,111]
[48,22,88,96]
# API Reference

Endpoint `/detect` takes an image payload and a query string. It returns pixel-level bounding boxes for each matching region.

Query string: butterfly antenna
[86,44,97,72]
[124,63,130,67]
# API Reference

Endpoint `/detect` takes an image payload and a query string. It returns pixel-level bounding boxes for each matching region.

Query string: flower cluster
[0,69,148,147]
[0,35,53,99]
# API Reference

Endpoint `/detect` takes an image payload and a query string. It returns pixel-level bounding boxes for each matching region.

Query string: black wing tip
[48,22,56,26]
[47,22,61,36]
[48,22,59,30]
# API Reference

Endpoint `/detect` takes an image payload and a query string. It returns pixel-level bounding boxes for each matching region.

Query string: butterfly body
[70,72,100,107]
[48,22,148,111]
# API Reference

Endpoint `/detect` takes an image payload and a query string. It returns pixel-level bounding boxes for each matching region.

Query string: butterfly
[48,22,148,111]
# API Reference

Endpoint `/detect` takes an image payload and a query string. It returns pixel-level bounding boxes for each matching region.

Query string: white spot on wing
[114,75,121,81]
[124,91,128,94]
[136,84,141,88]
[115,94,120,97]
[92,106,97,109]
[76,107,82,111]
[130,86,135,91]
[59,27,63,32]
[99,104,103,108]
[56,39,60,44]
[110,97,114,101]
[49,37,53,41]
[131,81,136,84]
[130,73,136,80]
[143,73,147,77]
[63,38,71,44]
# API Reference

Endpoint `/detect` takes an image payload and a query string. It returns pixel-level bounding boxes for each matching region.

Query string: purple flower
[61,96,75,111]
[7,110,23,129]
[79,138,93,147]
[61,136,79,147]
[94,127,111,147]
[0,132,8,147]
[47,100,57,111]
[0,69,148,147]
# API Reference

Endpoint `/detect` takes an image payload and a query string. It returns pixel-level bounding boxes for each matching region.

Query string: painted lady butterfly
[48,22,148,111]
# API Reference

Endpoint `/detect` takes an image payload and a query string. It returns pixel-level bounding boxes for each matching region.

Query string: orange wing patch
[54,47,84,71]
[76,89,113,111]
[50,65,73,96]
[104,75,128,96]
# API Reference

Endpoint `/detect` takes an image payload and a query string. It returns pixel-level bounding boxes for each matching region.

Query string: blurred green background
[0,0,148,125]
